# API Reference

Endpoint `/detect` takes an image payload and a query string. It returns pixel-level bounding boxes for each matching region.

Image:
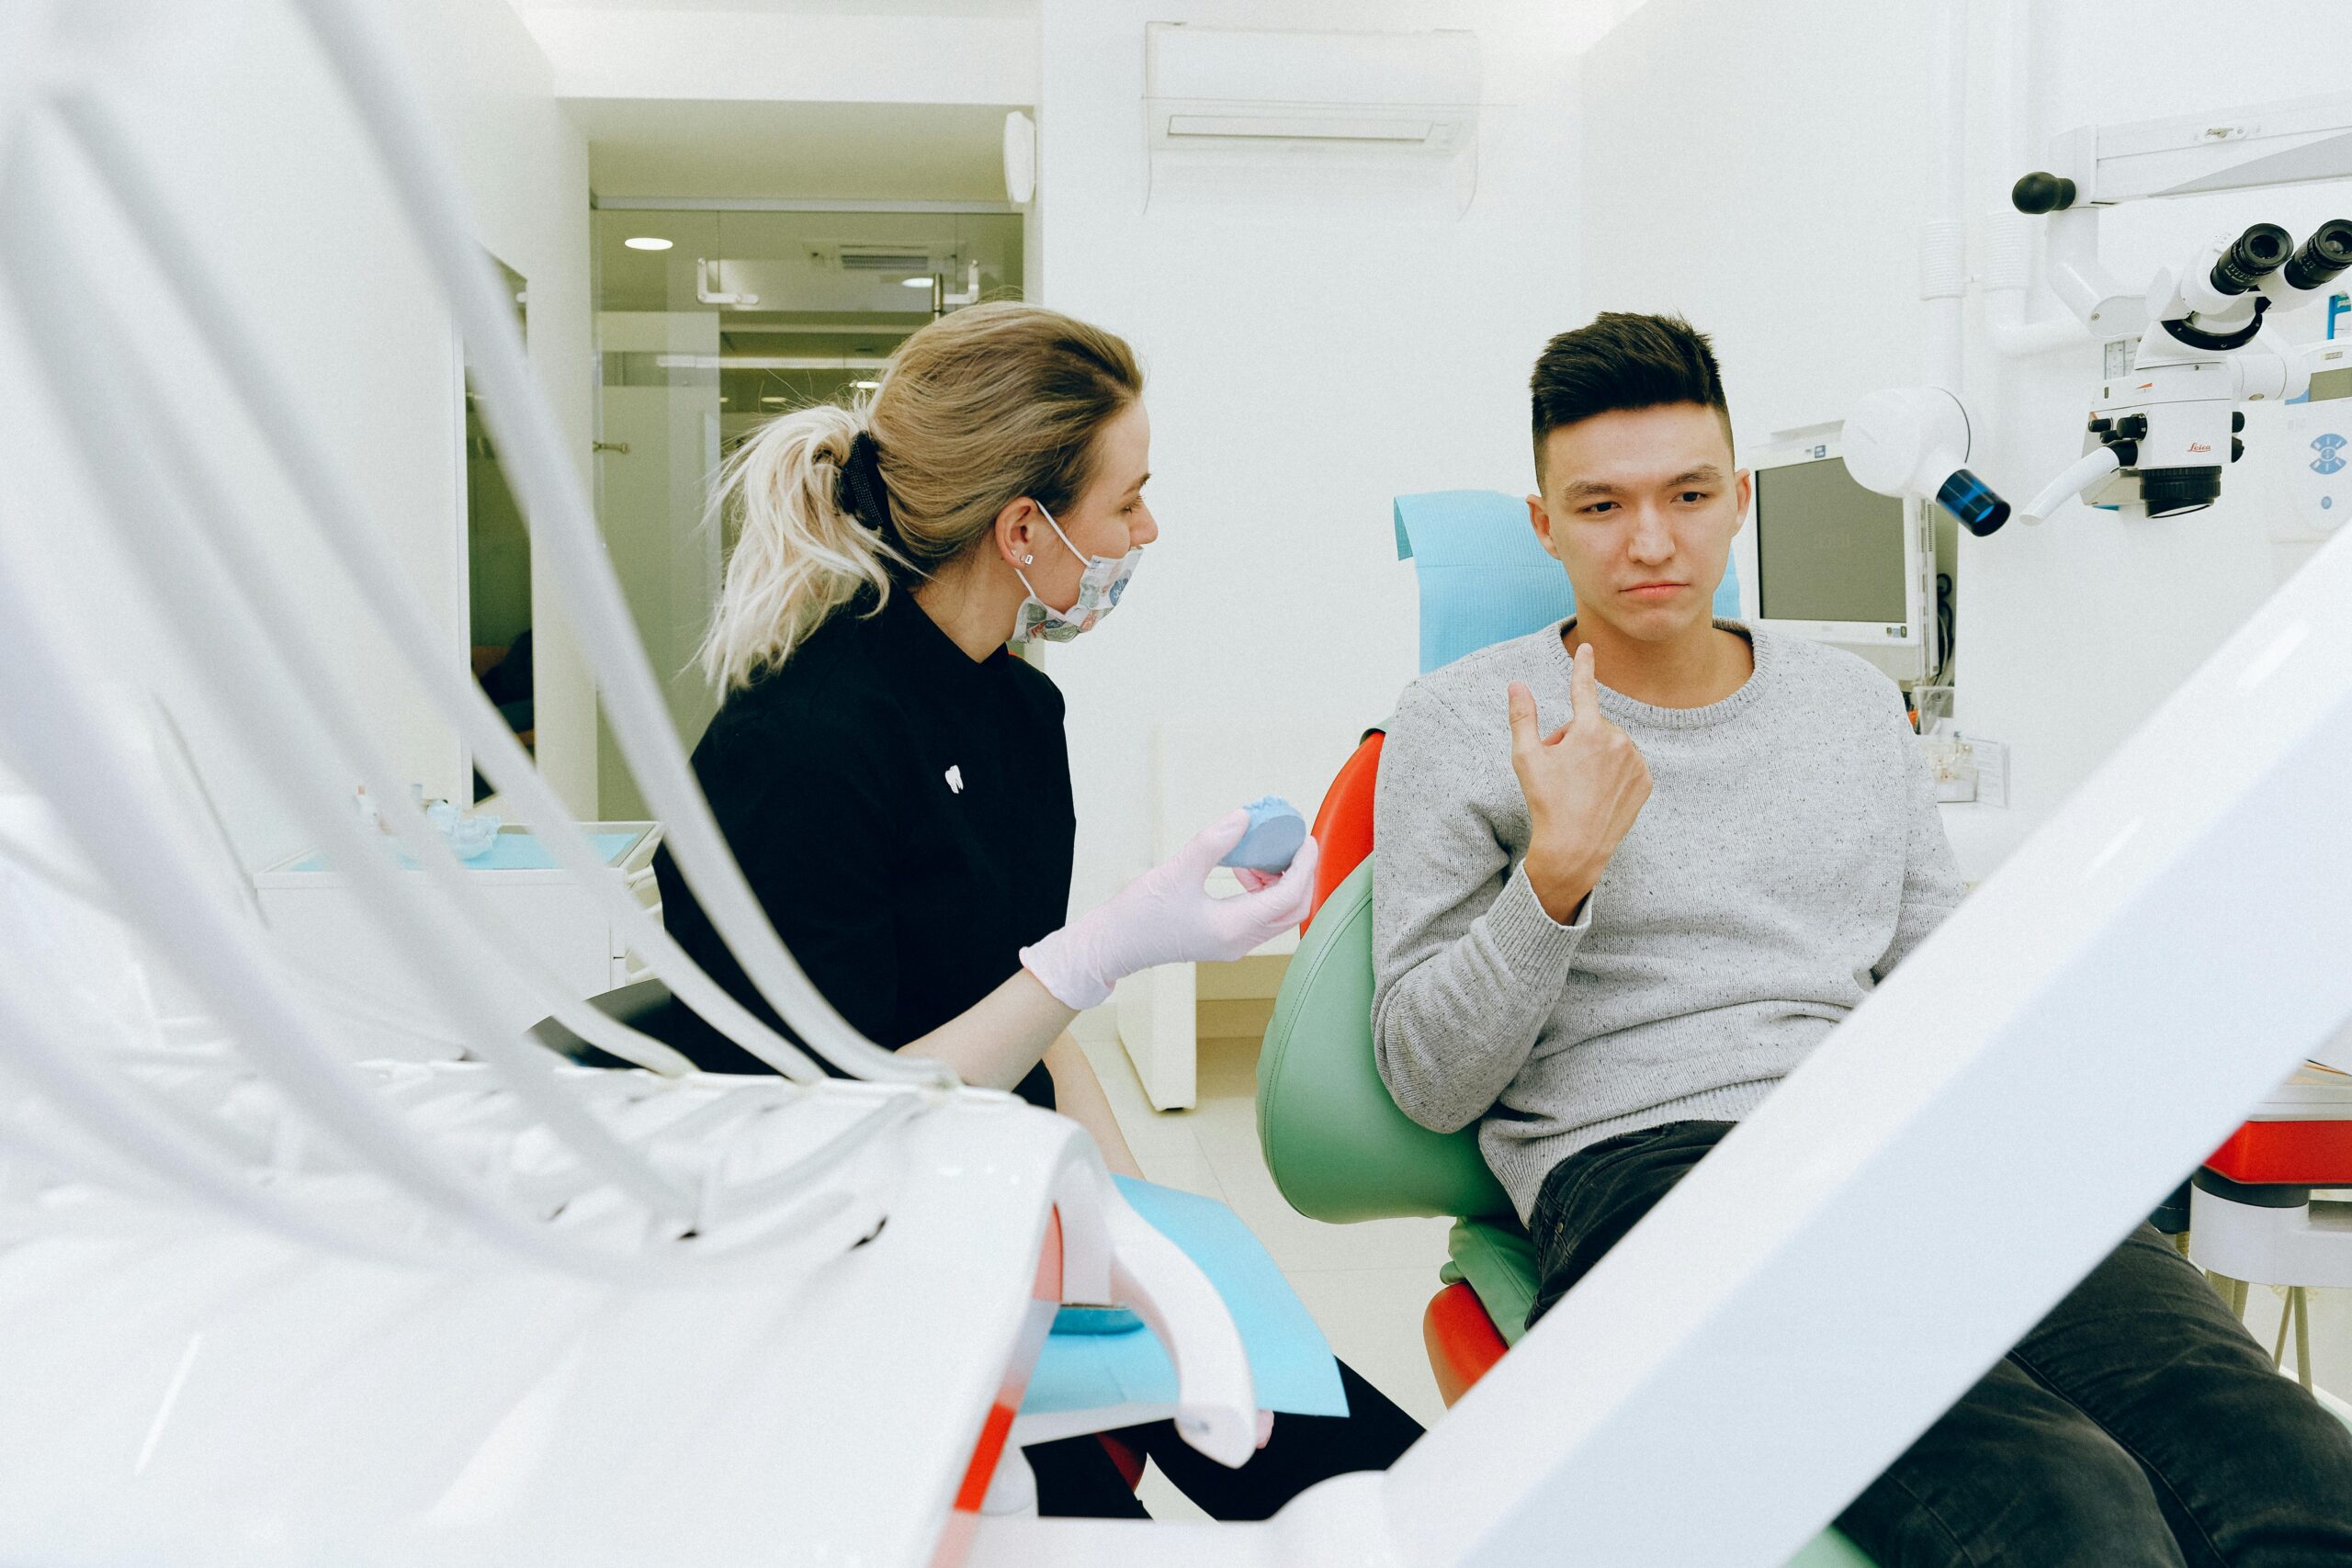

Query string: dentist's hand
[1020,812,1321,1010]
[1510,643,1651,924]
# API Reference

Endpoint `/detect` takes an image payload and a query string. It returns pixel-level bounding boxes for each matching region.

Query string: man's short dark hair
[1530,311,1731,485]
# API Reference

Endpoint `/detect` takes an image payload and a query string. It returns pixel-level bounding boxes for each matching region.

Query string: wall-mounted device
[1745,425,1935,683]
[2290,339,2352,530]
[1141,24,1482,213]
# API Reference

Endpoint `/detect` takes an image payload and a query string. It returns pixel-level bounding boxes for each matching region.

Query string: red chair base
[1095,1432,1145,1490]
[2207,1119,2352,1187]
[1423,1280,1510,1407]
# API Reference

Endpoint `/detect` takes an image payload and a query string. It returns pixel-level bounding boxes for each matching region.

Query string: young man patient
[1371,311,2352,1567]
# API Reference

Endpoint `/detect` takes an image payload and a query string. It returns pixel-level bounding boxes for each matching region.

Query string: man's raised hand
[1507,643,1652,924]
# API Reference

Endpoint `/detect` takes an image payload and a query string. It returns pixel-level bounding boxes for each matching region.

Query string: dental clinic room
[12,0,2352,1562]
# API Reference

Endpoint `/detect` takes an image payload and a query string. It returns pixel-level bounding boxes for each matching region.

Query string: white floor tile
[1285,1267,1451,1431]
[1136,1458,1210,1523]
[1214,1149,1455,1274]
[1080,1031,1205,1159]
[1132,1150,1229,1205]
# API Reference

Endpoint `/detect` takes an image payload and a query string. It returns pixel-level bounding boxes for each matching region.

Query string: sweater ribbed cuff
[1484,860,1590,979]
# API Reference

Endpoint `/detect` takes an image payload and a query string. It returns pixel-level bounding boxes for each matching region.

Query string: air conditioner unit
[1143,23,1482,211]
[807,245,948,275]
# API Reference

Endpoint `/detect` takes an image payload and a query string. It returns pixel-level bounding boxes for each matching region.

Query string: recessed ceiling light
[851,379,881,390]
[623,236,673,252]
[899,276,934,288]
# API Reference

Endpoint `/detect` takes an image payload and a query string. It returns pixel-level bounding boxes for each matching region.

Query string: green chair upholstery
[1258,854,1511,1224]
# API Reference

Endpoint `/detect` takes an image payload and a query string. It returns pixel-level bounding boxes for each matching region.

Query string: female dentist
[650,301,1420,1517]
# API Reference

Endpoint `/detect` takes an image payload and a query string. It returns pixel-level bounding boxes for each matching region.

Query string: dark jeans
[1527,1121,2352,1567]
[1023,1359,1420,1520]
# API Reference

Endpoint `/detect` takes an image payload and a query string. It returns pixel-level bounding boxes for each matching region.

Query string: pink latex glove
[1021,811,1321,1010]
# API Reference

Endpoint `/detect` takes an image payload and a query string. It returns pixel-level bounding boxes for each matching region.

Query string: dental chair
[1255,491,1876,1565]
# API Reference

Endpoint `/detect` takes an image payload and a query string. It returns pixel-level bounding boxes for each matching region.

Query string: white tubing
[0,897,441,1265]
[48,92,837,1088]
[82,258,695,1084]
[1922,0,1968,393]
[22,101,950,1241]
[2021,444,2120,523]
[0,442,658,1281]
[276,0,942,1086]
[0,186,703,1226]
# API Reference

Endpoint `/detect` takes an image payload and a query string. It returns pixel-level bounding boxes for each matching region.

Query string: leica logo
[2188,442,2211,453]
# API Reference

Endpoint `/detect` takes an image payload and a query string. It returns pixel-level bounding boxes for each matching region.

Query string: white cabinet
[252,822,662,1061]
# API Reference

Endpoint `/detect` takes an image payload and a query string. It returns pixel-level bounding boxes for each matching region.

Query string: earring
[1022,553,1035,564]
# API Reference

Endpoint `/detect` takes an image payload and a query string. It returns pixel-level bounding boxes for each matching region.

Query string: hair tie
[836,429,905,553]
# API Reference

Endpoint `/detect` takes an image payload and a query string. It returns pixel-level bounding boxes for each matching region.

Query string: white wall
[518,6,1038,104]
[0,0,594,866]
[1583,0,2352,875]
[1035,0,1601,931]
[1581,0,2352,1392]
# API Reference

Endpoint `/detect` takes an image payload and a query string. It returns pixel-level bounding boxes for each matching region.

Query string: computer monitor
[1744,430,1933,683]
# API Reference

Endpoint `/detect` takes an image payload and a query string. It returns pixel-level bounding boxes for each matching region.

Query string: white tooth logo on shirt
[945,765,965,795]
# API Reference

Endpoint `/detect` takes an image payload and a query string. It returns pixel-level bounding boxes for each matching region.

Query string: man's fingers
[1507,682,1541,753]
[1570,641,1600,723]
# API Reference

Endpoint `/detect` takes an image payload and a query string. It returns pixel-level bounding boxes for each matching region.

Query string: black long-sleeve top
[650,587,1074,1108]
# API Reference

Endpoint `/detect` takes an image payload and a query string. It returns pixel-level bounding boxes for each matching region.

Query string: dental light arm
[1841,384,2015,536]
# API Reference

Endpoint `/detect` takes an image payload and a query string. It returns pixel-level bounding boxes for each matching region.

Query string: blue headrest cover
[1393,490,1740,673]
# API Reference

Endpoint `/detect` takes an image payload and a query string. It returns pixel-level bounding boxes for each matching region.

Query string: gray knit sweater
[1371,620,1963,1223]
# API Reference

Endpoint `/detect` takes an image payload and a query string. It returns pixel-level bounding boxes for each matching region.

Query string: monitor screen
[1753,457,1906,625]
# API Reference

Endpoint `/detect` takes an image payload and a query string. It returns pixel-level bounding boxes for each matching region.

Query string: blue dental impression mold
[1221,795,1306,874]
[1050,1305,1146,1336]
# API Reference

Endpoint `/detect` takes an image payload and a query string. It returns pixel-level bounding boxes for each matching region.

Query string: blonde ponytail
[699,302,1143,691]
[698,402,900,691]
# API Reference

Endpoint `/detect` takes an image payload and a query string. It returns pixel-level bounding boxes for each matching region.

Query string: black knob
[2284,219,2352,293]
[2089,416,2113,433]
[2232,411,2246,432]
[2119,414,2149,441]
[2232,436,2245,463]
[2013,172,2077,214]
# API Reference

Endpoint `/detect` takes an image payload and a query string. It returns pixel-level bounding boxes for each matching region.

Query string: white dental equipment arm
[1841,384,2015,536]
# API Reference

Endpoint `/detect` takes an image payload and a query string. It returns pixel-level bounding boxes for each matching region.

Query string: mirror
[465,255,531,802]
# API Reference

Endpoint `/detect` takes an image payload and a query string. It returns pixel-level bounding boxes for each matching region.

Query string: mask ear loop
[1010,500,1082,607]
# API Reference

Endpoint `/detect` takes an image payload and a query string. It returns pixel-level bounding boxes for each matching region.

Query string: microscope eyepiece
[2283,219,2352,293]
[2209,223,2292,296]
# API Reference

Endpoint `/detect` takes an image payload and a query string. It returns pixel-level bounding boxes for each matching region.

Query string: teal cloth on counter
[1394,489,1741,674]
[1021,1176,1346,1419]
[289,830,642,874]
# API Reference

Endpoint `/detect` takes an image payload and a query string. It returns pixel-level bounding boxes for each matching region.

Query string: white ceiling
[571,97,1018,202]
[518,0,1034,14]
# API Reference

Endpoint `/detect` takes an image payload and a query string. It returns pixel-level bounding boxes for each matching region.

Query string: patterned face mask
[1012,501,1141,643]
